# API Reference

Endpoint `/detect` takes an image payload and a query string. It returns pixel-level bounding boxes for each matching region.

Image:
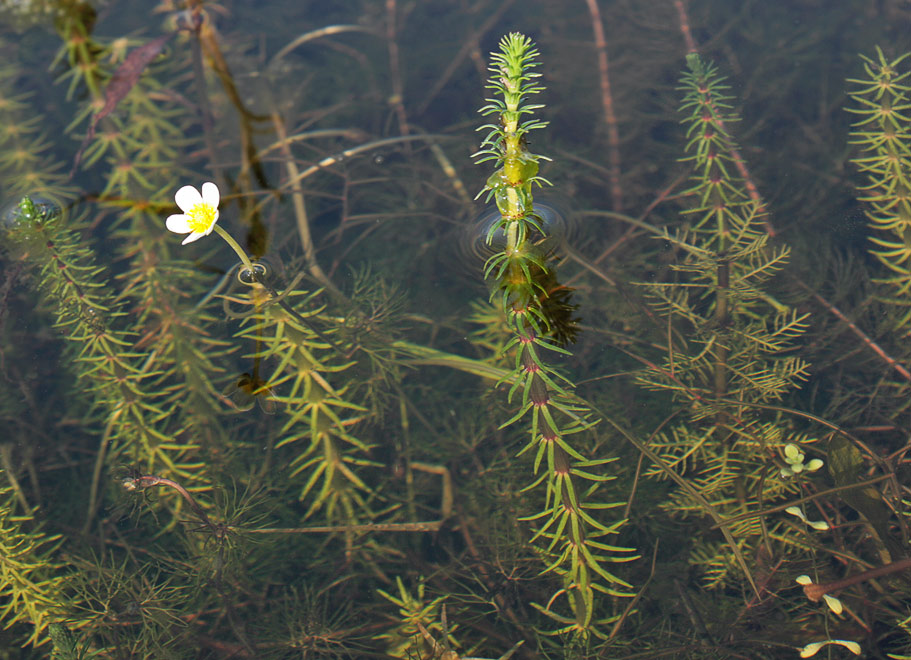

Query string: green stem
[214,222,340,351]
[213,224,256,274]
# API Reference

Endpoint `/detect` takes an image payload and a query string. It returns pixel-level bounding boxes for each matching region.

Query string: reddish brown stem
[673,0,775,236]
[672,0,697,53]
[584,0,622,211]
[794,277,911,382]
[125,474,219,536]
[803,557,911,602]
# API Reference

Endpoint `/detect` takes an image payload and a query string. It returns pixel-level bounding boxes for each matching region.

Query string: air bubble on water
[236,261,270,286]
[462,199,572,263]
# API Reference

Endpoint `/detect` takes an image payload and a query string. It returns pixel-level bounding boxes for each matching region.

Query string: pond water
[0,1,908,658]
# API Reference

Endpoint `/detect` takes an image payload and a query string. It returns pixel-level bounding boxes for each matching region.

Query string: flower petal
[823,594,843,615]
[836,640,861,655]
[174,185,203,213]
[166,214,191,233]
[799,641,823,658]
[182,232,204,245]
[785,506,806,521]
[201,181,220,209]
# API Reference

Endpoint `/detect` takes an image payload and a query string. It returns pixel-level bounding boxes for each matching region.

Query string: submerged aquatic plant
[847,47,911,330]
[2,2,911,657]
[474,32,635,637]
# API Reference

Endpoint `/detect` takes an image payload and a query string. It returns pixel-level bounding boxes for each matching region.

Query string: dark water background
[0,0,909,658]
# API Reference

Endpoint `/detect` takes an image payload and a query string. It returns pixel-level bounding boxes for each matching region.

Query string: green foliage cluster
[6,198,201,485]
[375,577,451,657]
[636,54,815,586]
[0,59,72,207]
[848,47,911,328]
[235,284,377,523]
[0,488,70,647]
[474,33,634,636]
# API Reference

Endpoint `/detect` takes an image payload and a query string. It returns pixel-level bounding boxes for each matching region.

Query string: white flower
[166,182,220,245]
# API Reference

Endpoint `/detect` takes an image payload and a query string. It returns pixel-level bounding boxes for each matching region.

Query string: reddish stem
[126,474,219,536]
[794,277,911,382]
[672,0,697,53]
[672,0,775,236]
[803,557,911,602]
[584,0,622,212]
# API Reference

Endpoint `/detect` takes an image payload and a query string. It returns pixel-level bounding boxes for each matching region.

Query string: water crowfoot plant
[165,180,339,349]
[164,181,254,275]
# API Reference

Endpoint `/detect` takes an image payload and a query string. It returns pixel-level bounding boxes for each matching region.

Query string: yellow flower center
[186,203,216,233]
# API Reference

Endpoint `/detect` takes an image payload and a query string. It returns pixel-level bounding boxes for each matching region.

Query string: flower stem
[213,224,256,274]
[212,220,341,351]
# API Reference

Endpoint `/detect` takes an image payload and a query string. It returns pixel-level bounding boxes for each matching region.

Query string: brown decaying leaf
[70,33,174,177]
